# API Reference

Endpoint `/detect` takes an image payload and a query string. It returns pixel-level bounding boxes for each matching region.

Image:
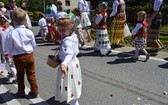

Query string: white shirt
[45,4,58,19]
[110,0,125,17]
[57,11,68,19]
[38,17,47,29]
[153,0,163,11]
[78,0,90,14]
[59,33,79,66]
[0,26,14,55]
[5,25,36,56]
[131,23,143,35]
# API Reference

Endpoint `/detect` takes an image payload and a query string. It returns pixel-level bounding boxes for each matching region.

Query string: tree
[27,0,43,11]
[3,0,22,8]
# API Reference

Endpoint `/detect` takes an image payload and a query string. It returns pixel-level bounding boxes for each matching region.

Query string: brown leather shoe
[28,91,39,98]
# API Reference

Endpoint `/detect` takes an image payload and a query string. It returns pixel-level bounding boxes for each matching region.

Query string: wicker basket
[46,55,60,68]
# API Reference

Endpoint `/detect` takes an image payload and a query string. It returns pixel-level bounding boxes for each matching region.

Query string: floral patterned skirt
[55,57,82,103]
[133,37,147,48]
[95,29,111,51]
[110,17,125,45]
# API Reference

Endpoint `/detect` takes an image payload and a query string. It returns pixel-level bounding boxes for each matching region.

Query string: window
[65,0,70,6]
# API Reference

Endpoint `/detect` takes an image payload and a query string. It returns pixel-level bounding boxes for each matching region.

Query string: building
[58,0,78,10]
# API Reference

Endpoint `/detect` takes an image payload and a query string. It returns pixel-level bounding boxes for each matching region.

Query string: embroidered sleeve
[153,0,163,11]
[110,1,119,17]
[95,14,103,25]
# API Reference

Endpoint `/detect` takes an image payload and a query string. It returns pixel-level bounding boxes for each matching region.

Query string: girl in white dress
[55,15,82,105]
[78,0,92,42]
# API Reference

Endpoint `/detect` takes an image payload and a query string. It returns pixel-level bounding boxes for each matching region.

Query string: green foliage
[27,0,43,11]
[1,0,8,5]
[2,0,22,7]
[28,11,42,21]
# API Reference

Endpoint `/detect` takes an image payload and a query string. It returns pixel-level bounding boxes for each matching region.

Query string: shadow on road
[107,57,136,64]
[158,57,168,69]
[78,51,117,57]
[0,91,13,105]
[30,96,69,105]
[106,51,147,64]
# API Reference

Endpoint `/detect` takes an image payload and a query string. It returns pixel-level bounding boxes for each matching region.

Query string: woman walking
[110,0,126,48]
[147,0,164,54]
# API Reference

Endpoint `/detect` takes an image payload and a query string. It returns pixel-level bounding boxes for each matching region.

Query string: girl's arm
[149,0,163,22]
[61,39,74,78]
[95,14,103,25]
[61,39,73,66]
[110,1,119,17]
[131,23,143,35]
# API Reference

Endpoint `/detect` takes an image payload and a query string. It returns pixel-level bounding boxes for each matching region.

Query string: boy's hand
[61,64,68,78]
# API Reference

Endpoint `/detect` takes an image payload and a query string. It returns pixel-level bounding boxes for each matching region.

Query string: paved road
[0,26,168,105]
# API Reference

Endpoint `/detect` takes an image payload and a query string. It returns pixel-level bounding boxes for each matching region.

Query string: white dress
[55,33,82,103]
[78,0,91,28]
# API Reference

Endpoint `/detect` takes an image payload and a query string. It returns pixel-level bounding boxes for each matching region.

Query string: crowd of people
[0,0,164,105]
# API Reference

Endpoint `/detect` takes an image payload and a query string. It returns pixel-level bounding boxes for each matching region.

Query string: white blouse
[78,0,90,14]
[153,0,163,11]
[0,26,14,55]
[95,14,103,25]
[131,23,143,35]
[57,11,68,19]
[59,33,79,66]
[110,0,125,17]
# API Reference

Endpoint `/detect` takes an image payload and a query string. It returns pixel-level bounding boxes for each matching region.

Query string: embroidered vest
[136,21,148,38]
[97,12,107,29]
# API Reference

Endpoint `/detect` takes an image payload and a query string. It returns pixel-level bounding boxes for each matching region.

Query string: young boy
[5,8,39,98]
[38,12,48,41]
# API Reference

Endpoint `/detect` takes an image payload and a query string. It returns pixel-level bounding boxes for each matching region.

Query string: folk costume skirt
[110,16,125,46]
[133,37,147,48]
[147,29,163,49]
[55,57,82,103]
[95,28,111,51]
[147,17,163,49]
[81,12,91,28]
